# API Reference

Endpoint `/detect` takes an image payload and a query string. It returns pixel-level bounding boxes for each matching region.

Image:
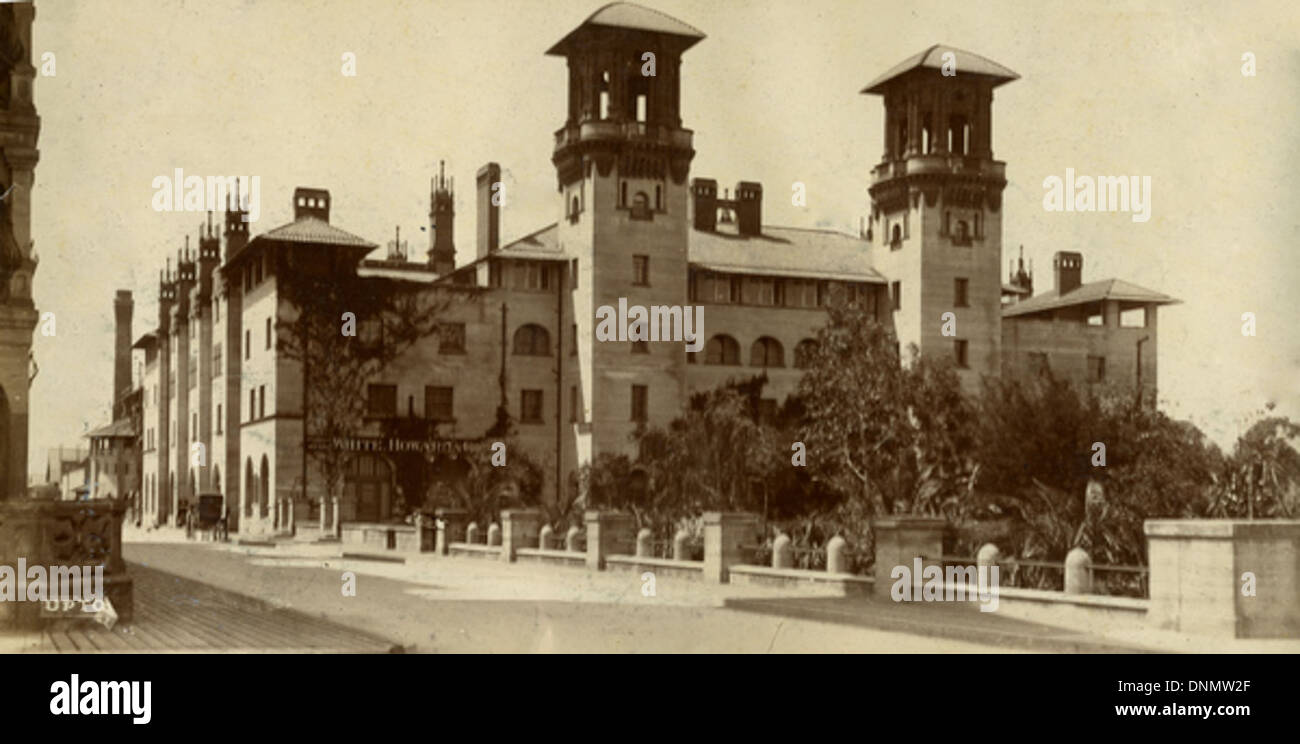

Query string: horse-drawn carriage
[185,491,227,541]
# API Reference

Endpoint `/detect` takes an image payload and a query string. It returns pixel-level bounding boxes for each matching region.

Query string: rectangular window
[753,278,775,306]
[188,353,197,388]
[212,343,222,377]
[216,404,223,434]
[891,281,901,310]
[245,330,250,360]
[774,280,786,307]
[521,389,543,423]
[713,275,731,304]
[249,389,256,421]
[955,278,969,307]
[425,386,454,420]
[367,384,397,418]
[438,323,466,354]
[265,317,272,349]
[1086,303,1105,326]
[633,255,650,286]
[955,339,969,368]
[258,385,266,419]
[1120,307,1147,328]
[631,385,648,423]
[729,277,743,304]
[1088,355,1106,383]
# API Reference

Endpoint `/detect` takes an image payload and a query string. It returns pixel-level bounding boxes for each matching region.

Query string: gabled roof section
[494,223,565,261]
[256,217,375,249]
[861,45,1019,94]
[86,419,137,439]
[1003,278,1180,318]
[547,3,705,55]
[132,330,158,350]
[690,225,887,284]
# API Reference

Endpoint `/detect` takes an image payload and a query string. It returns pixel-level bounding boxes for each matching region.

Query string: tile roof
[690,225,886,283]
[256,217,376,249]
[1002,278,1180,318]
[861,45,1020,94]
[547,3,705,55]
[87,419,137,438]
[488,222,884,282]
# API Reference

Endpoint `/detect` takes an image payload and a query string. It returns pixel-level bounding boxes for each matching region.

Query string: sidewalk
[1,561,399,653]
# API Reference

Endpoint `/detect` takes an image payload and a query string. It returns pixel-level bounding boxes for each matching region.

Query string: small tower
[548,2,705,471]
[428,160,455,274]
[862,45,1019,389]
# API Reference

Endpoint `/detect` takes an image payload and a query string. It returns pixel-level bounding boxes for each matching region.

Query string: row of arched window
[511,323,822,368]
[690,335,819,369]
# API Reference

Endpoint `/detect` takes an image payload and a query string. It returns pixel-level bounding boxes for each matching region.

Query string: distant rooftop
[1003,278,1180,318]
[861,45,1020,94]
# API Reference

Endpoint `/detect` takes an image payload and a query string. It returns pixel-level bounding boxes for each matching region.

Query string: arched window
[750,337,784,367]
[259,455,270,518]
[704,335,740,365]
[890,224,902,247]
[245,458,255,517]
[513,324,551,356]
[794,339,818,369]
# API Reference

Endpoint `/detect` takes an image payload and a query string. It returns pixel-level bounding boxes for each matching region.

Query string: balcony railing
[554,121,693,151]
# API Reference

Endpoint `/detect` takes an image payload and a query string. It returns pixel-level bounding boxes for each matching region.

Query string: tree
[1210,407,1300,518]
[275,255,464,537]
[796,300,975,519]
[426,438,545,529]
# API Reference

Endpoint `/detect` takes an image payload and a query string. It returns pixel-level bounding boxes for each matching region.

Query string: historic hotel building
[123,4,1176,535]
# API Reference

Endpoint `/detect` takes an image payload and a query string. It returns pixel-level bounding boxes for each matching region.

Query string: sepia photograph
[0,0,1297,727]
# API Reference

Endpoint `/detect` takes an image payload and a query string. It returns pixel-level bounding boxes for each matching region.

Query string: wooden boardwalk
[30,562,399,653]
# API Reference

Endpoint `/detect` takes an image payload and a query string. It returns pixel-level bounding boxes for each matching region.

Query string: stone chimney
[113,290,133,411]
[1053,251,1082,295]
[293,187,331,222]
[476,163,500,259]
[691,178,717,232]
[734,181,762,236]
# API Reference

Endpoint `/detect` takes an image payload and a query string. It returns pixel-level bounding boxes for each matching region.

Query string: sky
[24,0,1300,477]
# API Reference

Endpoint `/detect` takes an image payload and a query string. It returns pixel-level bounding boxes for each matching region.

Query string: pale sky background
[24,0,1300,477]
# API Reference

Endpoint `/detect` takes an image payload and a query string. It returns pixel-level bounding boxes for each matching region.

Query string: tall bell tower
[0,1,40,499]
[862,46,1018,389]
[547,3,704,463]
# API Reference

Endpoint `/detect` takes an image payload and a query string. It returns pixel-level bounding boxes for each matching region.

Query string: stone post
[487,523,502,547]
[871,516,947,599]
[1064,547,1092,594]
[772,533,793,569]
[1146,519,1300,638]
[539,525,554,550]
[636,528,653,558]
[465,522,480,544]
[565,526,582,552]
[500,509,542,563]
[584,511,636,570]
[435,508,468,555]
[826,536,848,573]
[702,512,760,583]
[976,543,1001,569]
